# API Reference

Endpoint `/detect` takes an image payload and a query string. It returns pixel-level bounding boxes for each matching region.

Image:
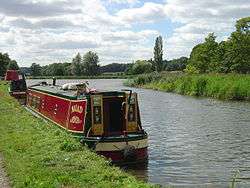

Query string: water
[27,79,250,187]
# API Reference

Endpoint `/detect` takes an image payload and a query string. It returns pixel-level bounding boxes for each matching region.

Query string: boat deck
[30,85,79,100]
[29,85,126,100]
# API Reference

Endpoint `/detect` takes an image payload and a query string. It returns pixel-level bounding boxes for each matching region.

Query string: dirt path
[0,155,11,188]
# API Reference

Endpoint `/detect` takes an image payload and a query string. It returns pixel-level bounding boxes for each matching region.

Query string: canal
[27,79,250,187]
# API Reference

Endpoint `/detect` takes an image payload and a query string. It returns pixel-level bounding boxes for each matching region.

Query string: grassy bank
[125,72,250,101]
[0,81,151,188]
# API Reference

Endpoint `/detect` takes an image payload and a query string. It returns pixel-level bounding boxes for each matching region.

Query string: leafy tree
[0,53,11,76]
[222,17,250,73]
[30,63,42,76]
[82,51,100,76]
[236,16,250,33]
[188,33,218,73]
[71,53,83,76]
[130,60,153,75]
[7,60,19,70]
[153,36,163,72]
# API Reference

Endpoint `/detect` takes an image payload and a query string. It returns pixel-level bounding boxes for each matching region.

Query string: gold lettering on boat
[71,105,83,114]
[70,116,82,124]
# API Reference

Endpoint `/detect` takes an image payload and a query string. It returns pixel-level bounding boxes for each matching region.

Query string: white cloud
[164,0,250,59]
[116,2,166,24]
[0,0,250,66]
[108,0,139,5]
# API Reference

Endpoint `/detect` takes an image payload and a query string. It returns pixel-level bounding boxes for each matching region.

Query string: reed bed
[125,73,250,101]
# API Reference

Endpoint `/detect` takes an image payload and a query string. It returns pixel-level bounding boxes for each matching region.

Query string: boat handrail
[86,126,92,138]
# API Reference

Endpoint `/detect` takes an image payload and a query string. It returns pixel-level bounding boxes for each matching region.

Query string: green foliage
[188,33,218,73]
[71,52,83,76]
[124,71,184,87]
[82,51,100,76]
[0,83,152,188]
[127,73,250,101]
[100,63,131,73]
[129,60,153,75]
[235,16,250,33]
[184,64,199,74]
[7,60,19,70]
[153,36,163,72]
[30,63,42,76]
[187,17,250,74]
[165,57,188,71]
[223,28,250,73]
[42,63,71,76]
[0,53,16,76]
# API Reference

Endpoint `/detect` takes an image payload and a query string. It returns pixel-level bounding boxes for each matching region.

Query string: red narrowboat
[5,70,27,105]
[26,81,148,164]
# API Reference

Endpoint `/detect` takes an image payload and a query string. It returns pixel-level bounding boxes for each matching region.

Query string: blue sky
[0,0,249,66]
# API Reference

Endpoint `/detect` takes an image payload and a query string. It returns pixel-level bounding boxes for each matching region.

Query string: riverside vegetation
[0,81,152,188]
[125,72,250,101]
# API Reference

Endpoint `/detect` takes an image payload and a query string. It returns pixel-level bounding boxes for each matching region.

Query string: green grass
[125,72,250,101]
[0,81,152,188]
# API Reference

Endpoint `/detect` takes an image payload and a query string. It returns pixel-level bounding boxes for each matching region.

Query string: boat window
[94,106,102,124]
[128,95,136,122]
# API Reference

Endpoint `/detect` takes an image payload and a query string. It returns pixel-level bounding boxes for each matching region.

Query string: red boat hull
[98,147,148,163]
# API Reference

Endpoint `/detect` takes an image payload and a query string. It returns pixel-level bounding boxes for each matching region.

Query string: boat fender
[123,145,136,161]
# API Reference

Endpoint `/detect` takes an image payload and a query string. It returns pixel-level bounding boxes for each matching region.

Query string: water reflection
[27,79,250,187]
[120,161,149,182]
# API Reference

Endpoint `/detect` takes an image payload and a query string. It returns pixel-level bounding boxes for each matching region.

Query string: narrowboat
[5,70,27,105]
[26,81,148,164]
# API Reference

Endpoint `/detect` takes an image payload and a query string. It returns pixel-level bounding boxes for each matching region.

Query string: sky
[0,0,249,67]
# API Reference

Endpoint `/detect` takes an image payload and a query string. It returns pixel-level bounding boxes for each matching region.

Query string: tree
[236,16,250,33]
[153,36,163,72]
[30,63,42,76]
[7,60,19,70]
[71,53,83,76]
[187,33,218,73]
[222,17,250,73]
[130,60,153,75]
[82,51,100,76]
[0,53,11,76]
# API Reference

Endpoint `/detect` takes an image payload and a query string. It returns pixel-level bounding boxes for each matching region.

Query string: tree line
[27,52,132,77]
[131,16,249,75]
[186,16,250,74]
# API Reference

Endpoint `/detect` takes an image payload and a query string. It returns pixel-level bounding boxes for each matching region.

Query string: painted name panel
[68,101,87,132]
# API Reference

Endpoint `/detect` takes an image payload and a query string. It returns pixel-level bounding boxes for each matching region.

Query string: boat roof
[29,84,126,100]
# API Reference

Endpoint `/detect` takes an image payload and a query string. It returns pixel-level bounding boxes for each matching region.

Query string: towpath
[0,155,11,188]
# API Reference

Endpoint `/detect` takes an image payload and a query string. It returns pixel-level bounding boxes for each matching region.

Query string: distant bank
[125,72,250,101]
[27,74,132,79]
